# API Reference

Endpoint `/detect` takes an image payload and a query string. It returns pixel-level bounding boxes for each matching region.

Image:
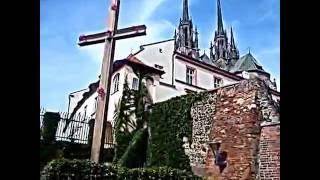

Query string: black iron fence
[40,107,114,148]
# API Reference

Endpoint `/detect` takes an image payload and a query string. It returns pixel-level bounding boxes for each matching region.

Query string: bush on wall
[147,92,208,171]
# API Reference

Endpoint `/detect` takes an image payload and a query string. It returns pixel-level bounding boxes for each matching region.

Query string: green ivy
[147,92,208,171]
[41,159,202,179]
[113,75,151,166]
[118,128,148,168]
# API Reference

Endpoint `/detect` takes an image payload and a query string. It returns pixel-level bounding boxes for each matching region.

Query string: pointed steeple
[182,0,189,21]
[194,26,199,49]
[176,0,198,58]
[217,0,224,34]
[230,26,236,48]
[210,41,214,60]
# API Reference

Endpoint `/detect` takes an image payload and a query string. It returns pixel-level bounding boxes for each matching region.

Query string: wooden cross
[78,0,147,163]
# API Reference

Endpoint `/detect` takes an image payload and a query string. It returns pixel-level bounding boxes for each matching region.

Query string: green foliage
[42,112,60,144]
[41,159,202,179]
[113,75,151,166]
[40,142,64,172]
[118,128,148,168]
[40,141,91,172]
[113,77,137,162]
[147,92,208,170]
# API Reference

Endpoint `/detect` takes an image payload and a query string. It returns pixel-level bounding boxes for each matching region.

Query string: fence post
[88,119,95,147]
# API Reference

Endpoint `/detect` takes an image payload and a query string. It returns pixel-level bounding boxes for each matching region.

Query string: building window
[214,76,223,88]
[112,73,120,93]
[132,78,139,90]
[186,66,196,85]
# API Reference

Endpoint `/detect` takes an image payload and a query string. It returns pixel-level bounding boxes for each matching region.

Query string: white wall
[174,58,237,90]
[73,66,131,125]
[154,85,183,103]
[135,40,175,85]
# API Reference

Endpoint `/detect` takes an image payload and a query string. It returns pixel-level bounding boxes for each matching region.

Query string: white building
[67,0,280,144]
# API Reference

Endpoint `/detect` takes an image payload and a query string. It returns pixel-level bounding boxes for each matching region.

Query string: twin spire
[175,0,239,63]
[175,0,199,58]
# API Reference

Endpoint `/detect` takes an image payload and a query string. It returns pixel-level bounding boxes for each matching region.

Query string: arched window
[112,73,120,93]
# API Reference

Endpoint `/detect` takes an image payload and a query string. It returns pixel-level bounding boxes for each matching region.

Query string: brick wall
[205,82,261,180]
[183,79,280,179]
[258,124,280,180]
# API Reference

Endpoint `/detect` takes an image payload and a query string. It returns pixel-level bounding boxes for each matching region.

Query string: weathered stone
[183,79,280,179]
[236,98,245,105]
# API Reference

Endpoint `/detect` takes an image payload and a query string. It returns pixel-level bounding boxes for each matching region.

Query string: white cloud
[138,0,168,21]
[80,0,173,63]
[80,19,175,63]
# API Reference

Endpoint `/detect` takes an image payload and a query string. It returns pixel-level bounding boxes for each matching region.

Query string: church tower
[228,26,239,65]
[213,0,228,60]
[174,0,199,58]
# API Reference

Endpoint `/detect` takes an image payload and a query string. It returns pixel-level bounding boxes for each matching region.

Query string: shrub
[41,159,202,179]
[42,112,60,144]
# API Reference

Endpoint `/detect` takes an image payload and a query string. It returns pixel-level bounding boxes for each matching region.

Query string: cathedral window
[112,73,120,93]
[186,66,196,85]
[214,76,223,88]
[132,77,139,90]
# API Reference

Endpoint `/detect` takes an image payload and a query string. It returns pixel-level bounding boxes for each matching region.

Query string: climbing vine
[113,74,152,165]
[147,91,208,171]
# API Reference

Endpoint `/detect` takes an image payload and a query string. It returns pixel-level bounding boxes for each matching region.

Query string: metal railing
[40,107,114,148]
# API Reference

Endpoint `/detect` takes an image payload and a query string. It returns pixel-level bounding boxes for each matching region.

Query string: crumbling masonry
[183,79,280,179]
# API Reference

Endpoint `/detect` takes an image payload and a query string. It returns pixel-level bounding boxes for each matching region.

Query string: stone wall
[183,79,280,179]
[184,93,217,175]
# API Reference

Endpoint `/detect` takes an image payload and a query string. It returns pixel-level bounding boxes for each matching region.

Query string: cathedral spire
[217,0,224,34]
[182,0,189,21]
[194,26,199,49]
[210,41,214,61]
[230,26,236,48]
[194,26,200,58]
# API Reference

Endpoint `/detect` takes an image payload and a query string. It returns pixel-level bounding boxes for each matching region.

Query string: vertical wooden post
[90,0,120,163]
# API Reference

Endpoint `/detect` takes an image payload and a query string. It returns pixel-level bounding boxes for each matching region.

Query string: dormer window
[214,76,223,88]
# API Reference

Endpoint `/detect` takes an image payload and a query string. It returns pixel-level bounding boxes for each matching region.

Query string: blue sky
[41,0,280,111]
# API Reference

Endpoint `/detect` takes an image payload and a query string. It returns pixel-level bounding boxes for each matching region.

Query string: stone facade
[184,79,280,179]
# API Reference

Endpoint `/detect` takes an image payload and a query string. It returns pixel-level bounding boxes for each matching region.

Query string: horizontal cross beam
[78,25,146,46]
